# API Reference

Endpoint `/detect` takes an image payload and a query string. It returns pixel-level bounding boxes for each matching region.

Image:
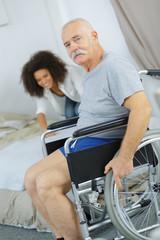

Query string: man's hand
[104,91,151,190]
[104,155,133,189]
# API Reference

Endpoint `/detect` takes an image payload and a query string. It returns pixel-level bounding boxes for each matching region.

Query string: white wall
[46,0,136,65]
[1,0,160,122]
[0,0,60,120]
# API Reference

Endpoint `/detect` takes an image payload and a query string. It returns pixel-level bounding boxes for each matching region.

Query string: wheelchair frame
[41,69,160,240]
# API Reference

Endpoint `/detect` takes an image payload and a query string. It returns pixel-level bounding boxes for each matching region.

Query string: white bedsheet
[0,136,43,191]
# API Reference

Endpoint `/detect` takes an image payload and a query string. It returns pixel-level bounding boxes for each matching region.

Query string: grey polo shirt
[76,52,144,138]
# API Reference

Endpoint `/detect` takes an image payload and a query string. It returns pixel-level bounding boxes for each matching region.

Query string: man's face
[62,22,95,67]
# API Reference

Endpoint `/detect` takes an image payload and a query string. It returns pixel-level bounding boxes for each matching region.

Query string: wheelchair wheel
[104,129,160,240]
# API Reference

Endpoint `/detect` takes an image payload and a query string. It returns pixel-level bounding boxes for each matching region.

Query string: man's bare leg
[24,149,83,240]
[25,150,65,238]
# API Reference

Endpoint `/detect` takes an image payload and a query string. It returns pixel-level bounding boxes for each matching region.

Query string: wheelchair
[41,69,160,240]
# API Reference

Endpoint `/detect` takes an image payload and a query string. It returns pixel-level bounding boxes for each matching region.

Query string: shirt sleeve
[107,58,144,106]
[35,97,48,115]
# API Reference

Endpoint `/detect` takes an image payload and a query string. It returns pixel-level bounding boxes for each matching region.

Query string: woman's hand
[45,132,59,138]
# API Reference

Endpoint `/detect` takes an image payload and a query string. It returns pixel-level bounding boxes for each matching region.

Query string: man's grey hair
[62,18,94,35]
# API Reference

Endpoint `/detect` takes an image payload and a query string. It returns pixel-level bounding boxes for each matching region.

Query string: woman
[21,50,83,132]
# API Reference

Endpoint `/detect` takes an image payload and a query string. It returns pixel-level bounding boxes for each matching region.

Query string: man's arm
[104,91,152,189]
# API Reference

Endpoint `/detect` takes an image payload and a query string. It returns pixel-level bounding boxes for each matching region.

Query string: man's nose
[70,42,78,52]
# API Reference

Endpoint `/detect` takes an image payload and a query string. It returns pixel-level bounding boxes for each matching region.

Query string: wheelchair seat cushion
[59,136,117,157]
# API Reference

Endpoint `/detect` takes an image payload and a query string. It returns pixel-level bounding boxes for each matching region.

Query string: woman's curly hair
[21,50,67,97]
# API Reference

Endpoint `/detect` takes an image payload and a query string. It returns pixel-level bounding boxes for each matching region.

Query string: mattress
[0,111,52,231]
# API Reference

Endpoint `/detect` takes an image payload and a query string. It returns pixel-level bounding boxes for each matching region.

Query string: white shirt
[35,65,83,116]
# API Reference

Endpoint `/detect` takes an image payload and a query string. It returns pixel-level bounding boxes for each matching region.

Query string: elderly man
[24,18,152,240]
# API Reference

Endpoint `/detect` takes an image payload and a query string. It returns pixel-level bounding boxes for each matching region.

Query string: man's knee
[36,173,58,203]
[24,167,37,194]
[36,171,71,204]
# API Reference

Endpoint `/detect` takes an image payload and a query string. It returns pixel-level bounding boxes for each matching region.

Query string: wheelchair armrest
[73,116,128,138]
[47,116,79,130]
[147,69,160,76]
[139,69,160,76]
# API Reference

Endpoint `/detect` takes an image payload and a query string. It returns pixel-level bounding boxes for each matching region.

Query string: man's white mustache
[72,50,87,60]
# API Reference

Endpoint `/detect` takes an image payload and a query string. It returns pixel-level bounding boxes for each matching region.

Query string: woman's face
[34,68,55,89]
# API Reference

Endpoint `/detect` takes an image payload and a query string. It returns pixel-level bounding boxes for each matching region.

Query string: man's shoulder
[103,52,134,72]
[103,52,124,64]
[98,52,121,75]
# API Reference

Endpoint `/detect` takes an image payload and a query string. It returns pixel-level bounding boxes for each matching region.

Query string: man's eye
[65,43,70,48]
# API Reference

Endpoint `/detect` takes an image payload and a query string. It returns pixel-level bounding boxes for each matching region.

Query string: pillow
[0,111,36,124]
[0,111,36,138]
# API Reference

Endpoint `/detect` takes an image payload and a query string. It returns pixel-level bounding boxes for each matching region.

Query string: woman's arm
[37,113,58,137]
[37,113,47,132]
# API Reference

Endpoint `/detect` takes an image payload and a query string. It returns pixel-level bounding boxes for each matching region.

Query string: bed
[0,110,159,233]
[0,111,52,232]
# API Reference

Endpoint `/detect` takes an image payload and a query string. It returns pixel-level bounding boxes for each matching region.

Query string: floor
[0,224,53,240]
[0,223,117,240]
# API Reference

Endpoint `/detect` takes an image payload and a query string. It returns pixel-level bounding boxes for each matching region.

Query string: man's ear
[91,31,98,40]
